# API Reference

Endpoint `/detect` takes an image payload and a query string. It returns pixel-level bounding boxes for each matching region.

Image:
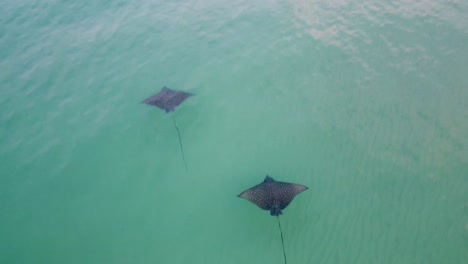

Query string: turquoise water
[1,0,467,263]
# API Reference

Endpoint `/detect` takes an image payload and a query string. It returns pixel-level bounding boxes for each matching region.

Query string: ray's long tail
[172,116,188,171]
[277,216,287,264]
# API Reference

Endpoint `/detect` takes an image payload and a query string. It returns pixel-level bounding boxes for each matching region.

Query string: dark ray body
[143,87,193,113]
[238,175,308,216]
[238,176,308,264]
[143,86,193,170]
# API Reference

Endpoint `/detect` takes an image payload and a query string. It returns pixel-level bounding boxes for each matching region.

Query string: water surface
[1,0,467,263]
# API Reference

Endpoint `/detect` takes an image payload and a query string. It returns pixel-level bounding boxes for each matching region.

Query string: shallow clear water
[1,0,467,263]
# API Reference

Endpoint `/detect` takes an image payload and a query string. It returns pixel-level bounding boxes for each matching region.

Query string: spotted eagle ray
[238,175,308,264]
[143,87,193,170]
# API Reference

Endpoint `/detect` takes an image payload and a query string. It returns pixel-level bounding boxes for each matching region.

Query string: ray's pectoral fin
[238,185,270,211]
